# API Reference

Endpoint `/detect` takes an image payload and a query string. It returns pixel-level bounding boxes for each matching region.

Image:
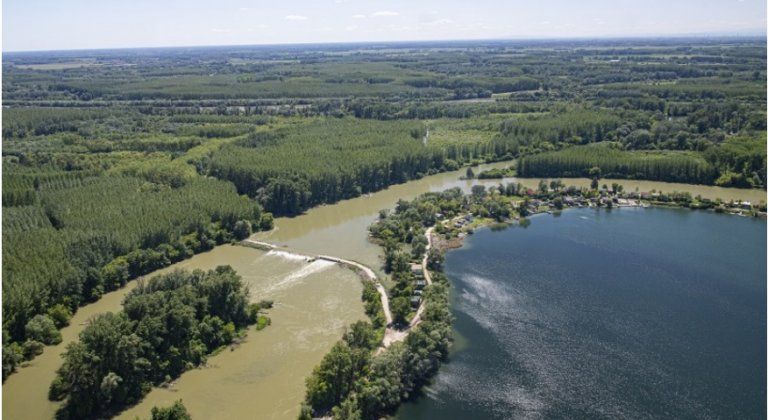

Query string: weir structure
[241,230,434,348]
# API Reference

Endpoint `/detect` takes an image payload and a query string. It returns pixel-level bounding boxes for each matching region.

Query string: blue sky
[3,0,766,51]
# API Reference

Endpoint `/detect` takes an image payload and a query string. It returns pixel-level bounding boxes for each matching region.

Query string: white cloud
[424,18,454,26]
[371,11,399,17]
[284,15,308,21]
[383,24,411,32]
[352,14,366,19]
[239,7,249,11]
[211,28,232,33]
[345,25,358,31]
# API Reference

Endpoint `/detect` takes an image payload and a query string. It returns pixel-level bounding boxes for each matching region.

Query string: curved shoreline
[397,206,767,419]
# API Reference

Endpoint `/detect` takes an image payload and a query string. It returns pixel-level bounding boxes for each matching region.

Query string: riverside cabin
[410,264,424,277]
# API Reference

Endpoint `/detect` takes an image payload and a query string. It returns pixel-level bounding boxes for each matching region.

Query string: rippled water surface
[398,208,766,419]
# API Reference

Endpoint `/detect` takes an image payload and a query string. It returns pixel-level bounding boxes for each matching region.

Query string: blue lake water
[398,207,766,419]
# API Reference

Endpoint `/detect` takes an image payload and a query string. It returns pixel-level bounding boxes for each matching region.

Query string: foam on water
[265,249,311,262]
[262,259,335,294]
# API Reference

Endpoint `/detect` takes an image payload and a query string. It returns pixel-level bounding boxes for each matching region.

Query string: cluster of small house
[451,214,474,229]
[525,191,764,217]
[715,200,763,216]
[409,264,427,308]
[524,195,645,214]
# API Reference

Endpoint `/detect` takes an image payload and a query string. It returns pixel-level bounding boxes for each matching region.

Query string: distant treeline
[5,40,764,104]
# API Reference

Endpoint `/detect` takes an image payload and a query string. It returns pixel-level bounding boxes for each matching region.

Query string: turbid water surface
[3,246,364,420]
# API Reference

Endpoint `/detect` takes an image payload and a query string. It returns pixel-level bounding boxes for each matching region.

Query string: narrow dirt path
[379,226,435,347]
[401,227,434,329]
[422,226,434,286]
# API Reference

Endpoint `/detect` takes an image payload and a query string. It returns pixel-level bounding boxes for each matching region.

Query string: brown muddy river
[118,246,364,420]
[3,160,764,419]
[3,246,364,420]
[260,162,765,271]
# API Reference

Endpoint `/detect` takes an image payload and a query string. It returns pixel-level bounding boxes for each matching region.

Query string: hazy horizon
[3,33,768,54]
[3,33,767,55]
[3,0,766,53]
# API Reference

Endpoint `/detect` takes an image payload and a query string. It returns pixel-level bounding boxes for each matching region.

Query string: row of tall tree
[517,143,717,184]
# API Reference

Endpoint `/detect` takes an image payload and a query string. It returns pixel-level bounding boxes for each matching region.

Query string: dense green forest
[47,266,269,418]
[207,118,433,214]
[517,142,718,184]
[2,39,766,383]
[1,171,268,378]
